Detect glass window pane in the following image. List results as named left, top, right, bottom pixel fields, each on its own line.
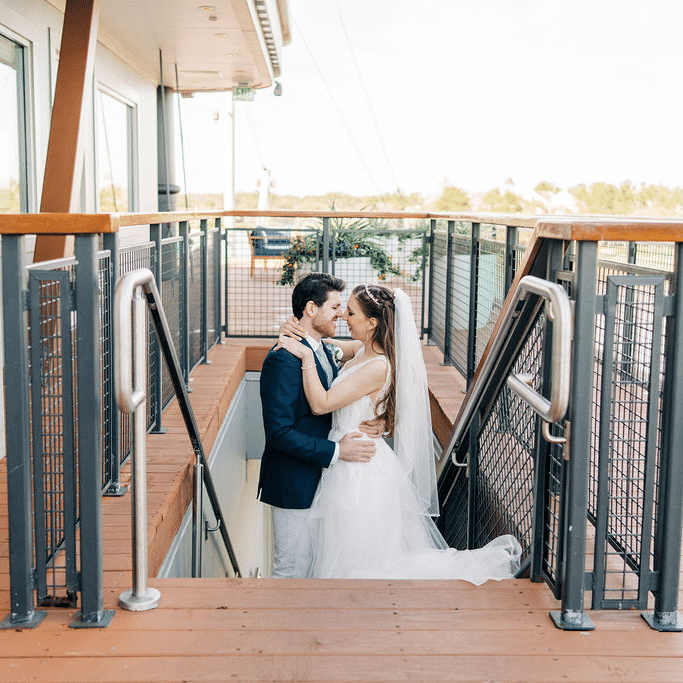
left=97, top=90, right=133, bottom=211
left=0, top=34, right=24, bottom=213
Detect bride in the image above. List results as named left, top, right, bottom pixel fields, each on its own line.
left=278, top=283, right=521, bottom=582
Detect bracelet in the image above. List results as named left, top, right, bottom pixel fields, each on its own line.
left=301, top=362, right=316, bottom=370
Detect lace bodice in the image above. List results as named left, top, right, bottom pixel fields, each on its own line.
left=328, top=355, right=390, bottom=441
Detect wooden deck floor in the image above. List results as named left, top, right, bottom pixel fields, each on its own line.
left=1, top=340, right=682, bottom=682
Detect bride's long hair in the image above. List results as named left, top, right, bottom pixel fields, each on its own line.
left=353, top=283, right=397, bottom=435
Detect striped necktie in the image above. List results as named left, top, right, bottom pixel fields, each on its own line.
left=315, top=343, right=333, bottom=387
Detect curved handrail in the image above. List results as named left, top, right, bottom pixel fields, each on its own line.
left=445, top=275, right=573, bottom=464
left=115, top=268, right=241, bottom=610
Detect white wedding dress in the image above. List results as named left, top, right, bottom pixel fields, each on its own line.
left=293, top=355, right=522, bottom=582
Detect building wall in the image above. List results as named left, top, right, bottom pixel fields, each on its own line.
left=0, top=0, right=160, bottom=217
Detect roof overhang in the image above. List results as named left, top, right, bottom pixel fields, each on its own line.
left=48, top=0, right=289, bottom=93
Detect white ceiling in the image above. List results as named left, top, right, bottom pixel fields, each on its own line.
left=55, top=0, right=289, bottom=93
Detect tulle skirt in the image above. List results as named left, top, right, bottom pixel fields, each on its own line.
left=293, top=439, right=522, bottom=583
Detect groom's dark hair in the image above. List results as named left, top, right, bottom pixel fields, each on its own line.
left=292, top=272, right=345, bottom=319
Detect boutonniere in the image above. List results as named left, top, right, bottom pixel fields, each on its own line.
left=327, top=343, right=343, bottom=368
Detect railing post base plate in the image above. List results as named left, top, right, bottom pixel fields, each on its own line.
left=0, top=610, right=46, bottom=630
left=641, top=611, right=683, bottom=632
left=69, top=609, right=115, bottom=629
left=549, top=610, right=595, bottom=631
left=119, top=587, right=161, bottom=612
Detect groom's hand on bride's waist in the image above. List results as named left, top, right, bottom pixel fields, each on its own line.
left=338, top=432, right=376, bottom=463
left=358, top=418, right=386, bottom=440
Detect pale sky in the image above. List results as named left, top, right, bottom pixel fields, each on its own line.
left=178, top=0, right=683, bottom=200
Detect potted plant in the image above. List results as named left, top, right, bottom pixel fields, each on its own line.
left=277, top=211, right=412, bottom=287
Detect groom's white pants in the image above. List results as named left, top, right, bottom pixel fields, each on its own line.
left=270, top=506, right=311, bottom=578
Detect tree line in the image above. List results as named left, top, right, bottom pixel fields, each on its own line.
left=184, top=180, right=683, bottom=216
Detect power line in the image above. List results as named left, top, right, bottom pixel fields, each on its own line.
left=291, top=12, right=383, bottom=197
left=332, top=0, right=405, bottom=207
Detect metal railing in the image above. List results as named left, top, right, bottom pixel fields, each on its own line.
left=2, top=210, right=683, bottom=634
left=115, top=268, right=240, bottom=611
left=436, top=222, right=683, bottom=632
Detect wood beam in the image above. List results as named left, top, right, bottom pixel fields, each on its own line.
left=34, top=0, right=100, bottom=262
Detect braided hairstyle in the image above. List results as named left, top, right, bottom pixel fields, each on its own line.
left=352, top=283, right=397, bottom=436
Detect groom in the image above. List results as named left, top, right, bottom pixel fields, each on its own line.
left=258, top=272, right=378, bottom=578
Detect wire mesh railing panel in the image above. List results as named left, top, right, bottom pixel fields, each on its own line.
left=592, top=276, right=665, bottom=608
left=98, top=254, right=113, bottom=489
left=599, top=241, right=675, bottom=273
left=474, top=238, right=506, bottom=367
left=437, top=462, right=469, bottom=550
left=27, top=264, right=78, bottom=605
left=474, top=313, right=546, bottom=562
left=429, top=231, right=448, bottom=354
left=447, top=235, right=470, bottom=375
left=208, top=227, right=219, bottom=346
left=118, top=242, right=159, bottom=436
left=188, top=232, right=204, bottom=369
left=225, top=227, right=301, bottom=337
left=117, top=243, right=156, bottom=465
left=161, top=237, right=184, bottom=407
left=332, top=232, right=426, bottom=337
left=226, top=225, right=427, bottom=337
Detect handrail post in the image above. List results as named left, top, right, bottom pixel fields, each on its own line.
left=192, top=460, right=204, bottom=577
left=0, top=235, right=45, bottom=630
left=72, top=234, right=114, bottom=627
left=642, top=242, right=683, bottom=631
left=115, top=274, right=161, bottom=612
left=550, top=240, right=596, bottom=631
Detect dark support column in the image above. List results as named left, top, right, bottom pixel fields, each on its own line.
left=35, top=0, right=100, bottom=261
left=550, top=240, right=596, bottom=631
left=71, top=235, right=114, bottom=628
left=322, top=217, right=330, bottom=273
left=0, top=236, right=45, bottom=629
left=426, top=219, right=436, bottom=340
left=420, top=227, right=429, bottom=336
left=443, top=220, right=455, bottom=364
left=214, top=218, right=223, bottom=344
left=466, top=222, right=481, bottom=385
left=642, top=242, right=683, bottom=632
left=201, top=219, right=210, bottom=362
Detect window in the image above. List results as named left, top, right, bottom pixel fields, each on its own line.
left=97, top=89, right=136, bottom=211
left=0, top=34, right=28, bottom=213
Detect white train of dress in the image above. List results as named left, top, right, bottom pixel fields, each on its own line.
left=293, top=356, right=522, bottom=582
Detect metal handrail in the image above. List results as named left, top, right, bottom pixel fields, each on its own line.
left=446, top=275, right=573, bottom=464
left=115, top=269, right=240, bottom=610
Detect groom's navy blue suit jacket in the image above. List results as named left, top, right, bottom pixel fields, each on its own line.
left=258, top=340, right=339, bottom=509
